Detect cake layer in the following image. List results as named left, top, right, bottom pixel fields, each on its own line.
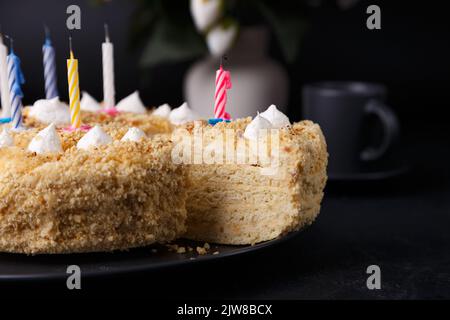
left=82, top=111, right=173, bottom=135
left=178, top=119, right=328, bottom=245
left=22, top=107, right=173, bottom=136
left=0, top=127, right=186, bottom=254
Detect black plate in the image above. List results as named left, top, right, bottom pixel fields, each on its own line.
left=328, top=164, right=409, bottom=181
left=0, top=231, right=300, bottom=281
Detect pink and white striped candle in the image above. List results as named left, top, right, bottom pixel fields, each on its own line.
left=214, top=64, right=232, bottom=120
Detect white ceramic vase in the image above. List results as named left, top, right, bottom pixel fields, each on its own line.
left=183, top=27, right=289, bottom=119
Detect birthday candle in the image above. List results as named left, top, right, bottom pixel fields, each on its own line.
left=214, top=64, right=232, bottom=120
left=67, top=37, right=81, bottom=129
left=102, top=24, right=115, bottom=109
left=0, top=33, right=11, bottom=119
left=42, top=26, right=58, bottom=99
left=7, top=38, right=25, bottom=130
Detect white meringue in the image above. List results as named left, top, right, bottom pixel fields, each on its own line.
left=77, top=125, right=112, bottom=150
left=0, top=128, right=14, bottom=147
left=116, top=91, right=147, bottom=114
left=169, top=102, right=199, bottom=125
left=243, top=113, right=273, bottom=140
left=121, top=127, right=146, bottom=142
left=152, top=103, right=171, bottom=118
left=29, top=97, right=70, bottom=125
left=80, top=91, right=102, bottom=112
left=27, top=123, right=63, bottom=154
left=260, top=104, right=290, bottom=128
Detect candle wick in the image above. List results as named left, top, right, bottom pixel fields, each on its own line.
left=5, top=35, right=14, bottom=53
left=104, top=23, right=110, bottom=42
left=221, top=55, right=228, bottom=68
left=44, top=24, right=51, bottom=45
left=69, top=35, right=74, bottom=58
left=44, top=24, right=50, bottom=39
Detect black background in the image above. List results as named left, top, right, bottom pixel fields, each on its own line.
left=0, top=0, right=449, bottom=136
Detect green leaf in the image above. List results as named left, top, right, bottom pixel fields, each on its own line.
left=128, top=8, right=157, bottom=50
left=139, top=18, right=207, bottom=67
left=258, top=2, right=307, bottom=63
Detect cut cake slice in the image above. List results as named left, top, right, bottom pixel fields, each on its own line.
left=173, top=118, right=328, bottom=245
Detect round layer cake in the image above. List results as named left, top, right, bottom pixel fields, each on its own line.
left=4, top=101, right=328, bottom=251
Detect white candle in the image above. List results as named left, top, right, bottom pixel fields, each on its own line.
left=102, top=24, right=115, bottom=109
left=0, top=34, right=11, bottom=118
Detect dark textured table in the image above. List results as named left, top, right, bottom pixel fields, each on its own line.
left=3, top=132, right=450, bottom=299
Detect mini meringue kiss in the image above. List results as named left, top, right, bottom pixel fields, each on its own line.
left=116, top=91, right=147, bottom=114
left=29, top=97, right=70, bottom=125
left=77, top=125, right=112, bottom=150
left=260, top=104, right=290, bottom=128
left=243, top=113, right=273, bottom=140
left=121, top=127, right=146, bottom=142
left=27, top=123, right=63, bottom=154
left=169, top=102, right=198, bottom=125
left=80, top=91, right=102, bottom=112
left=152, top=103, right=171, bottom=118
left=0, top=128, right=14, bottom=147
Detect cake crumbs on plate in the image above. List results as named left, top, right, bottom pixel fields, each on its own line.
left=165, top=243, right=188, bottom=254
left=196, top=246, right=207, bottom=255
left=166, top=242, right=213, bottom=255
left=166, top=244, right=180, bottom=252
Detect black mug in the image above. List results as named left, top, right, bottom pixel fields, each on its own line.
left=302, top=82, right=399, bottom=177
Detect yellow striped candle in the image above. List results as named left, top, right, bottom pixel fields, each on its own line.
left=67, top=39, right=81, bottom=129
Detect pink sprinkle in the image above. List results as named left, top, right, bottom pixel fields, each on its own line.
left=99, top=107, right=119, bottom=117
left=62, top=124, right=92, bottom=132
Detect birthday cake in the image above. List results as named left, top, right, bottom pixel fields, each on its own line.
left=0, top=27, right=327, bottom=254
left=0, top=103, right=327, bottom=253
left=0, top=124, right=187, bottom=254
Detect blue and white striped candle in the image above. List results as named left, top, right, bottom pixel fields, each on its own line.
left=7, top=40, right=25, bottom=130
left=42, top=27, right=58, bottom=99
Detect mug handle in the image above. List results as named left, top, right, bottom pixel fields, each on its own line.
left=360, top=100, right=399, bottom=161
